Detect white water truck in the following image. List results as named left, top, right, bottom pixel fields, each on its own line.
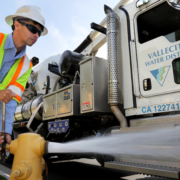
left=8, top=0, right=180, bottom=178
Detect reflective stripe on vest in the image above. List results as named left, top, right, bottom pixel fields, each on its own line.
left=7, top=56, right=25, bottom=87
left=0, top=33, right=7, bottom=69
left=7, top=85, right=23, bottom=99
left=0, top=33, right=5, bottom=47
left=17, top=55, right=31, bottom=79
left=0, top=32, right=32, bottom=103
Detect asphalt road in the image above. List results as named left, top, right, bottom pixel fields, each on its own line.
left=0, top=158, right=174, bottom=180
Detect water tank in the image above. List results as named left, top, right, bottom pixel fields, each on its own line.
left=59, top=50, right=86, bottom=78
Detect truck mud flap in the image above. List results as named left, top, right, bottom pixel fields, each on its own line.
left=105, top=161, right=180, bottom=179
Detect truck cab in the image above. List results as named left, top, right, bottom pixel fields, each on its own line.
left=116, top=0, right=180, bottom=117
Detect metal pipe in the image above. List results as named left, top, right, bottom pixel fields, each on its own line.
left=73, top=34, right=92, bottom=53
left=111, top=106, right=127, bottom=127
left=90, top=0, right=133, bottom=41
left=105, top=5, right=127, bottom=128
left=2, top=103, right=5, bottom=133
left=0, top=103, right=6, bottom=162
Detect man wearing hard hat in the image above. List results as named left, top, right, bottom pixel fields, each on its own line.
left=0, top=6, right=48, bottom=149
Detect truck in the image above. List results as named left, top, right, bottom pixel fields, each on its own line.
left=7, top=0, right=180, bottom=179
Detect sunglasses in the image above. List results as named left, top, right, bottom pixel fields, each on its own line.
left=18, top=21, right=42, bottom=36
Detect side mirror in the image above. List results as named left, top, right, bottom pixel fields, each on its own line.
left=136, top=0, right=149, bottom=8
left=30, top=57, right=39, bottom=67
left=167, top=0, right=180, bottom=10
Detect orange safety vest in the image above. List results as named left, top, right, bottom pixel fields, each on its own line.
left=0, top=33, right=32, bottom=103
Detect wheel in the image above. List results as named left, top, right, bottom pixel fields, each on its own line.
left=5, top=129, right=20, bottom=164
left=95, top=126, right=120, bottom=167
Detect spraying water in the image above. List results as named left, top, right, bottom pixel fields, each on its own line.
left=48, top=128, right=180, bottom=162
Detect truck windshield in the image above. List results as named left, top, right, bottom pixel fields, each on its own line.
left=137, top=2, right=180, bottom=44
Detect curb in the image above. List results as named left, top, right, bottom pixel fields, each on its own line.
left=0, top=170, right=10, bottom=180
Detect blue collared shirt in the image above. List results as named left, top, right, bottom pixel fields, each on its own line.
left=0, top=33, right=26, bottom=134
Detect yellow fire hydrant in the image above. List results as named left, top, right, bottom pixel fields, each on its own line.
left=6, top=133, right=48, bottom=180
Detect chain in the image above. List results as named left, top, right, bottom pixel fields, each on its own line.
left=45, top=162, right=48, bottom=180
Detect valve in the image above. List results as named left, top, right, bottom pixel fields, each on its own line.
left=6, top=133, right=48, bottom=180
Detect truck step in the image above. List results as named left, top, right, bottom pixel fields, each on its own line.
left=104, top=161, right=180, bottom=179
left=130, top=114, right=180, bottom=127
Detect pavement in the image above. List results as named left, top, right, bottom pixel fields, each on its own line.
left=0, top=158, right=169, bottom=180
left=0, top=170, right=9, bottom=180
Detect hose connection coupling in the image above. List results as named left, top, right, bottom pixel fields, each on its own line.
left=11, top=161, right=32, bottom=179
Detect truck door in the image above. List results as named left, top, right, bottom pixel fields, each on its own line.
left=135, top=1, right=180, bottom=97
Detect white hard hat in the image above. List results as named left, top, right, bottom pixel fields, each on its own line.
left=5, top=5, right=48, bottom=36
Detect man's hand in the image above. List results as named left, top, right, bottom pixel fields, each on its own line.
left=0, top=133, right=11, bottom=151
left=0, top=89, right=16, bottom=104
